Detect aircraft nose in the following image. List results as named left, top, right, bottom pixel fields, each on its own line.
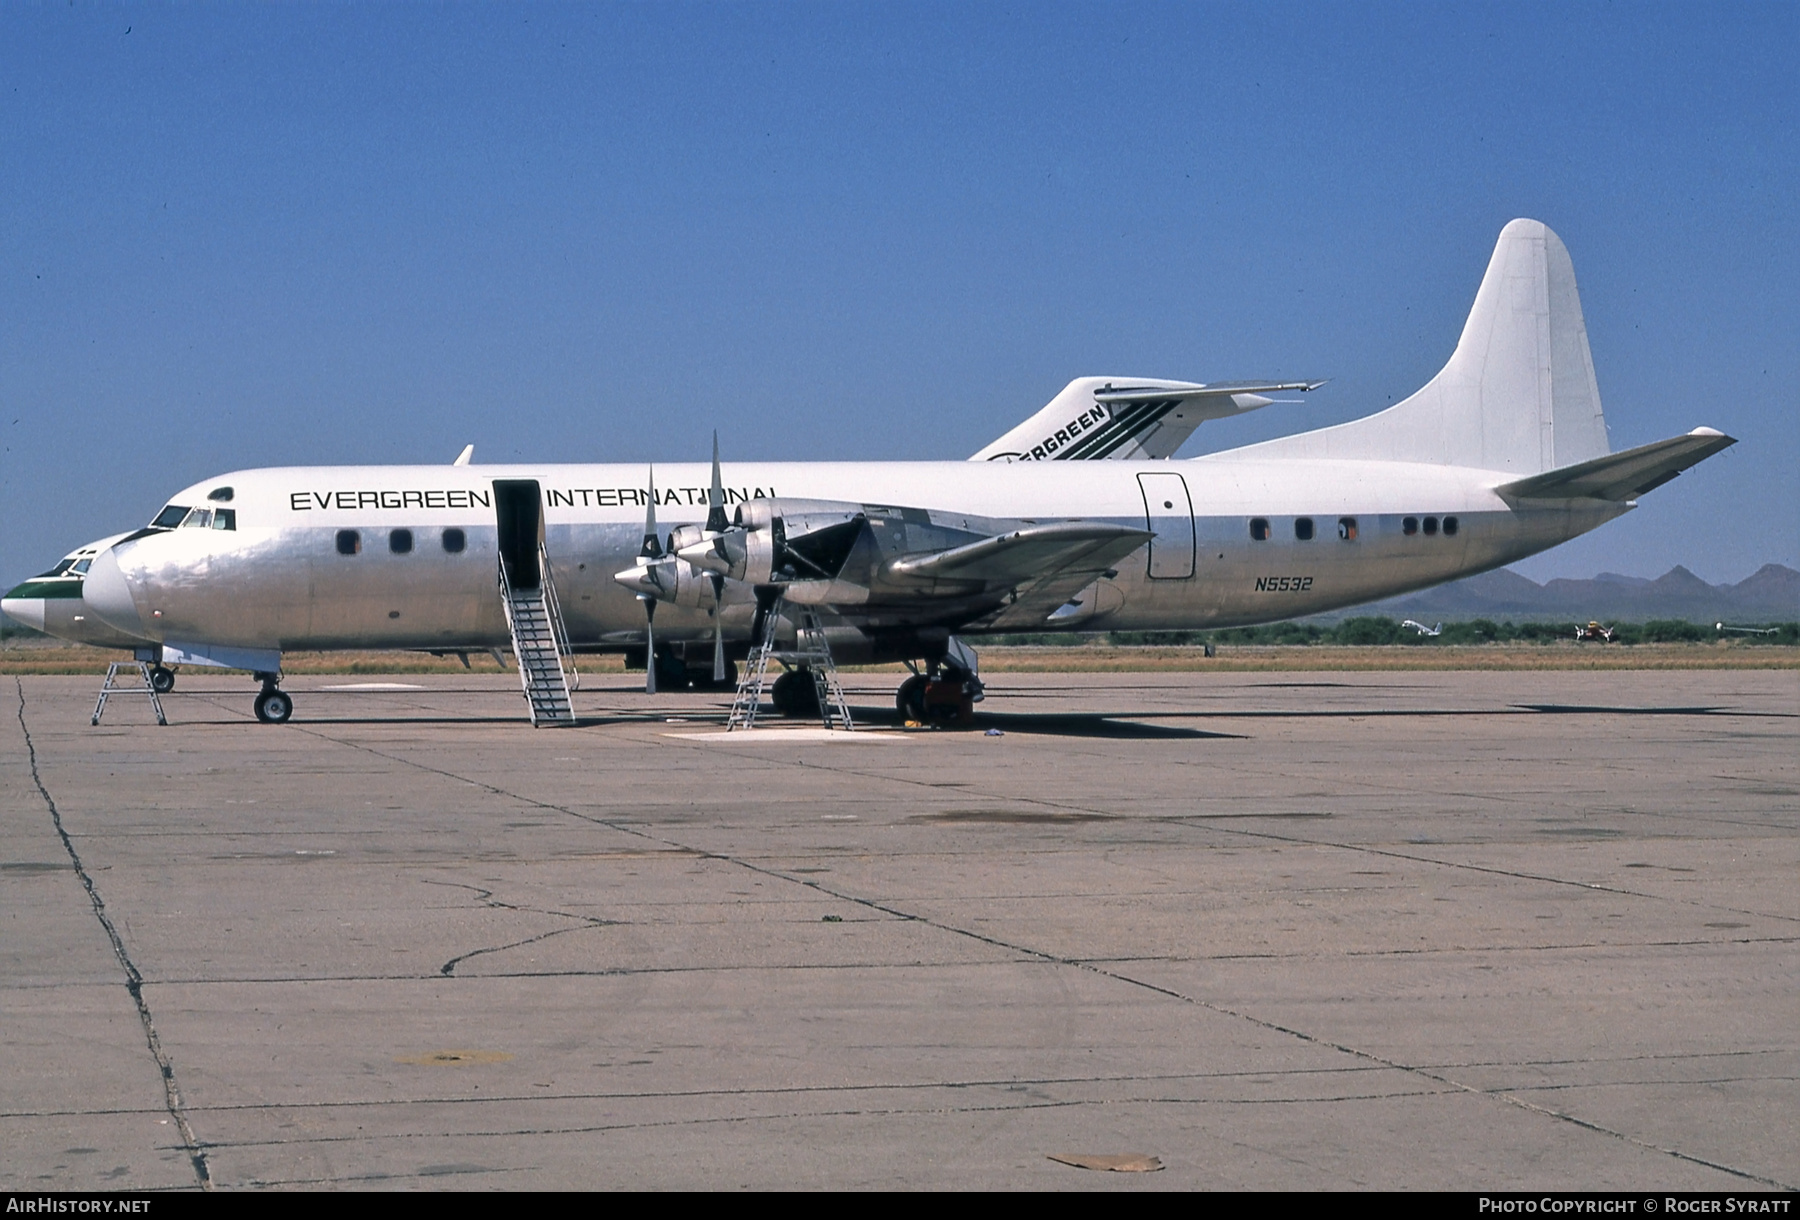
left=1, top=592, right=47, bottom=633
left=84, top=548, right=150, bottom=638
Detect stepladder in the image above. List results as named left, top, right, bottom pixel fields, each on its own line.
left=92, top=661, right=168, bottom=726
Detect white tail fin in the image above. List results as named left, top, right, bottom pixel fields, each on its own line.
left=1223, top=219, right=1609, bottom=474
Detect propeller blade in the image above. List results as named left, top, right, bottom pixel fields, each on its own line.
left=705, top=431, right=729, bottom=534
left=642, top=595, right=657, bottom=695
left=641, top=464, right=661, bottom=694
left=710, top=573, right=727, bottom=682
left=641, top=465, right=661, bottom=558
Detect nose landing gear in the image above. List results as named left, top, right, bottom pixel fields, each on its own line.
left=148, top=665, right=176, bottom=694
left=252, top=671, right=292, bottom=724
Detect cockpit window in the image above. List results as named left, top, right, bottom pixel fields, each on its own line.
left=35, top=558, right=77, bottom=577
left=152, top=505, right=190, bottom=528
left=211, top=508, right=237, bottom=531
left=207, top=487, right=234, bottom=502
left=72, top=558, right=92, bottom=574
left=180, top=507, right=213, bottom=528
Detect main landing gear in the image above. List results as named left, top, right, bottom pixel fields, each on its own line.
left=252, top=671, right=292, bottom=724
left=770, top=668, right=821, bottom=718
left=896, top=660, right=983, bottom=727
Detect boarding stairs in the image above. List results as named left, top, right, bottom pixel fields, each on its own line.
left=727, top=598, right=853, bottom=732
left=499, top=546, right=577, bottom=727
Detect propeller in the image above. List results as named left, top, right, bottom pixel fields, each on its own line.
left=613, top=440, right=739, bottom=691
left=614, top=466, right=664, bottom=694
left=704, top=433, right=728, bottom=682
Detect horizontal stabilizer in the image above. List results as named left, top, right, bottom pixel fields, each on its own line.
left=1496, top=429, right=1735, bottom=501
left=1092, top=380, right=1324, bottom=406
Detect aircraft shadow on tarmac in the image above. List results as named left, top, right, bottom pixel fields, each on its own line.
left=936, top=711, right=1240, bottom=740
left=109, top=690, right=1782, bottom=734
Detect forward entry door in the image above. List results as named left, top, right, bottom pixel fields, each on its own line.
left=1137, top=472, right=1195, bottom=579
left=493, top=479, right=543, bottom=590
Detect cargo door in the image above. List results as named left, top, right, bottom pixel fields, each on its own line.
left=1137, top=471, right=1195, bottom=579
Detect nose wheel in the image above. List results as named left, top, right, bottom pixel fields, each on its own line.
left=252, top=673, right=293, bottom=724
left=149, top=665, right=176, bottom=694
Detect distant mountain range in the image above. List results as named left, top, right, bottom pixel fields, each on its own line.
left=1307, top=564, right=1800, bottom=624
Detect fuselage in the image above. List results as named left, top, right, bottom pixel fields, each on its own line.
left=42, top=456, right=1625, bottom=663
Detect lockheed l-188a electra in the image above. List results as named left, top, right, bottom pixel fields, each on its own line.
left=3, top=220, right=1734, bottom=726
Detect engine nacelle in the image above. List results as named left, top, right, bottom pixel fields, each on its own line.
left=684, top=499, right=868, bottom=586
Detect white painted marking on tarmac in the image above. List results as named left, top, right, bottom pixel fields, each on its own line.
left=319, top=683, right=427, bottom=691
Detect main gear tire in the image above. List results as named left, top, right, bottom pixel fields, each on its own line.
left=771, top=669, right=821, bottom=718
left=896, top=675, right=927, bottom=721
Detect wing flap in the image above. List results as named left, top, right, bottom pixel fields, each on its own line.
left=1496, top=429, right=1736, bottom=501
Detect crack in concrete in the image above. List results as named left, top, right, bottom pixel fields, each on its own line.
left=14, top=678, right=213, bottom=1191
left=419, top=879, right=616, bottom=976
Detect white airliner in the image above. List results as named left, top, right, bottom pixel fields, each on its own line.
left=3, top=220, right=1734, bottom=725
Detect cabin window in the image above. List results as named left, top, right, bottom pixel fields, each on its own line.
left=152, top=505, right=190, bottom=529
left=207, top=487, right=234, bottom=502
left=180, top=508, right=213, bottom=529
left=336, top=529, right=361, bottom=555
left=1338, top=517, right=1357, bottom=541
left=1294, top=517, right=1314, bottom=541
left=442, top=527, right=466, bottom=554
left=1423, top=516, right=1439, bottom=536
left=1402, top=516, right=1418, bottom=536
left=389, top=528, right=413, bottom=554
left=210, top=509, right=236, bottom=531
left=1443, top=516, right=1459, bottom=536
left=1250, top=518, right=1271, bottom=541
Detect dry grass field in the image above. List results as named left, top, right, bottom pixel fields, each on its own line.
left=2, top=638, right=1794, bottom=676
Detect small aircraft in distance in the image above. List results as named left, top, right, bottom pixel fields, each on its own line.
left=1400, top=620, right=1443, bottom=637
left=1575, top=621, right=1616, bottom=643
left=4, top=220, right=1738, bottom=725
left=1715, top=623, right=1778, bottom=636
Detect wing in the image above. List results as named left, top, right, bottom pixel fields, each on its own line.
left=885, top=521, right=1150, bottom=630
left=1496, top=429, right=1736, bottom=501
left=671, top=497, right=1150, bottom=632
left=971, top=376, right=1325, bottom=463
left=886, top=521, right=1150, bottom=591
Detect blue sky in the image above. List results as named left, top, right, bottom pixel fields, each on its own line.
left=3, top=2, right=1794, bottom=587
